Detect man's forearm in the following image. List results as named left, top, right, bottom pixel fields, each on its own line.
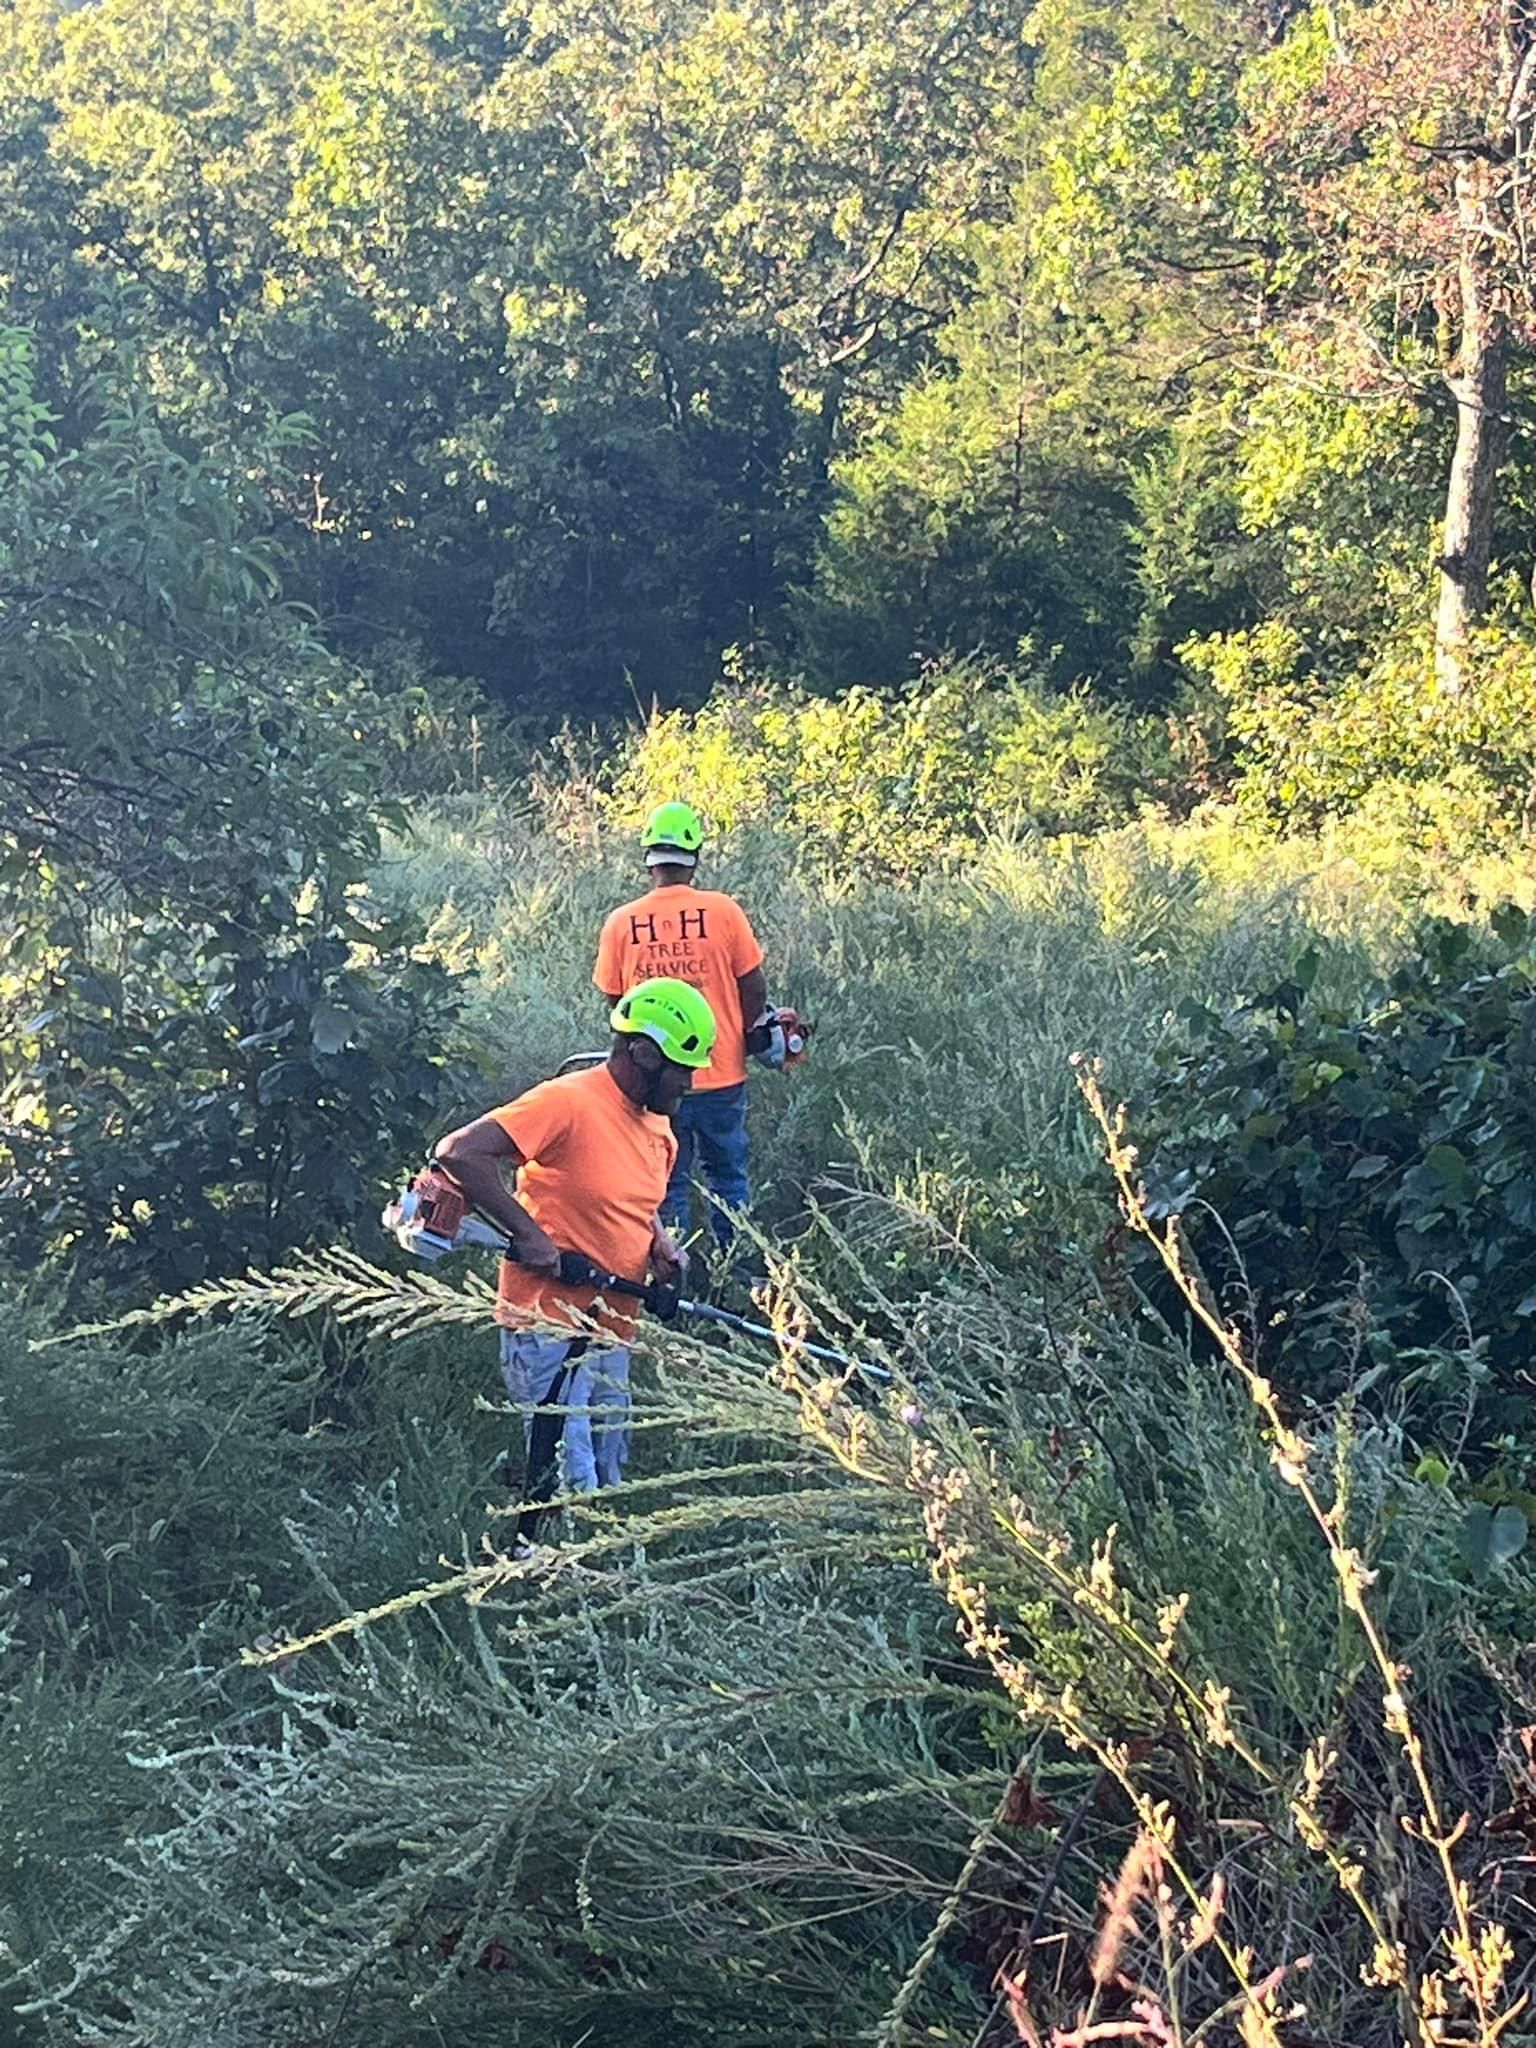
left=736, top=966, right=768, bottom=1042
left=436, top=1141, right=553, bottom=1262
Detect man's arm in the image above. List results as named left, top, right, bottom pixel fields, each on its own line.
left=736, top=965, right=768, bottom=1038
left=435, top=1116, right=560, bottom=1273
left=593, top=912, right=622, bottom=1011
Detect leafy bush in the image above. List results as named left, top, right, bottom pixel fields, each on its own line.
left=1134, top=909, right=1536, bottom=1457
left=791, top=369, right=1141, bottom=691
left=0, top=327, right=473, bottom=1297
left=0, top=892, right=464, bottom=1291
left=605, top=662, right=1178, bottom=875
left=1185, top=619, right=1536, bottom=840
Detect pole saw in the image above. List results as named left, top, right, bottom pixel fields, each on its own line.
left=381, top=1165, right=891, bottom=1385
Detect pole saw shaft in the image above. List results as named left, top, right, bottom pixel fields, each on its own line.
left=382, top=1174, right=890, bottom=1384
left=674, top=1298, right=890, bottom=1380
left=553, top=1255, right=890, bottom=1386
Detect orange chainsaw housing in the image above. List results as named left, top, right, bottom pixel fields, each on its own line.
left=411, top=1164, right=469, bottom=1237
left=775, top=1006, right=811, bottom=1067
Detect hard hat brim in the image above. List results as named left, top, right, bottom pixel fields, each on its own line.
left=615, top=1019, right=713, bottom=1068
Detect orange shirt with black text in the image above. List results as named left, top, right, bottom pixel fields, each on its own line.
left=594, top=885, right=764, bottom=1091
left=489, top=1065, right=676, bottom=1339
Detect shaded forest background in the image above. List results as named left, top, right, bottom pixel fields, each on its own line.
left=5, top=0, right=1535, bottom=738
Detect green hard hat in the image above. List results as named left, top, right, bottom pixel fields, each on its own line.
left=642, top=800, right=704, bottom=860
left=611, top=977, right=716, bottom=1069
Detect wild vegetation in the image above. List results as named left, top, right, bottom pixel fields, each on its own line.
left=6, top=0, right=1536, bottom=2043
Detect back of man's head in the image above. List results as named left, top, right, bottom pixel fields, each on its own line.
left=641, top=800, right=704, bottom=884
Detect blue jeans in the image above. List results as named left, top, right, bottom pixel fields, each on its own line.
left=500, top=1330, right=631, bottom=1491
left=665, top=1081, right=749, bottom=1244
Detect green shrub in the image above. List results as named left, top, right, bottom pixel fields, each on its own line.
left=605, top=662, right=1178, bottom=875
left=0, top=1305, right=329, bottom=1658
left=1134, top=908, right=1536, bottom=1456
left=0, top=894, right=465, bottom=1293
left=1185, top=618, right=1536, bottom=840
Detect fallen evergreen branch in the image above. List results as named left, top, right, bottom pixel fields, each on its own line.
left=36, top=1245, right=503, bottom=1348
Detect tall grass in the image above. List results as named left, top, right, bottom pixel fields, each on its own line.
left=20, top=1186, right=1528, bottom=2047
left=375, top=792, right=1536, bottom=1261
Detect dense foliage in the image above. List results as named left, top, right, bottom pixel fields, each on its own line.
left=0, top=0, right=1530, bottom=771
left=601, top=664, right=1184, bottom=874
left=0, top=326, right=468, bottom=1295
left=1137, top=912, right=1536, bottom=1456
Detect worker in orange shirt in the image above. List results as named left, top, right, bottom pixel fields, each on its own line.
left=435, top=978, right=716, bottom=1551
left=594, top=803, right=768, bottom=1248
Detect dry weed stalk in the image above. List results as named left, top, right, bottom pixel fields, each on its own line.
left=902, top=1429, right=1305, bottom=2048
left=758, top=1263, right=1318, bottom=2045
left=999, top=1830, right=1306, bottom=2048
left=1074, top=1055, right=1527, bottom=2048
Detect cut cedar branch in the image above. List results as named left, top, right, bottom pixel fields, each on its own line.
left=36, top=1246, right=505, bottom=1347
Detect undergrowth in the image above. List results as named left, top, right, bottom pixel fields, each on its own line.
left=5, top=801, right=1536, bottom=2044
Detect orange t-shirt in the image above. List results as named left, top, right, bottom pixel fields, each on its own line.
left=593, top=885, right=764, bottom=1091
left=489, top=1065, right=676, bottom=1339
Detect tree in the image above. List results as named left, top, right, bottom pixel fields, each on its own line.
left=1248, top=1, right=1536, bottom=691
left=0, top=0, right=1040, bottom=716
left=791, top=350, right=1145, bottom=690
left=469, top=0, right=1039, bottom=697
left=788, top=0, right=1288, bottom=694
left=485, top=0, right=1031, bottom=400
left=0, top=327, right=462, bottom=1292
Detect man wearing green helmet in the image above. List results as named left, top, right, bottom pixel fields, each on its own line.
left=595, top=801, right=769, bottom=1248
left=435, top=976, right=717, bottom=1546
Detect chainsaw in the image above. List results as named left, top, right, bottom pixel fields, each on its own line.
left=748, top=1004, right=811, bottom=1072
left=380, top=1163, right=888, bottom=1382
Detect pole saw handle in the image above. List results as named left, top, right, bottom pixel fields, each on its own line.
left=550, top=1246, right=647, bottom=1295
left=546, top=1247, right=680, bottom=1319
left=388, top=1178, right=681, bottom=1318
left=518, top=1246, right=875, bottom=1362
left=552, top=1247, right=619, bottom=1291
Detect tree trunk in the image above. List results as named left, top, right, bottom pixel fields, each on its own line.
left=1434, top=169, right=1508, bottom=695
